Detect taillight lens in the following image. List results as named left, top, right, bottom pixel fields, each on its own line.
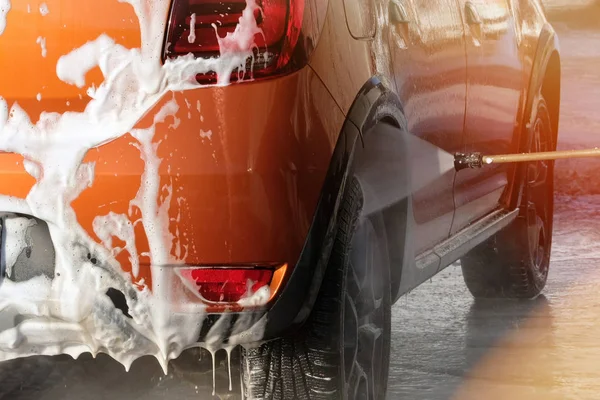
left=163, top=0, right=305, bottom=83
left=177, top=267, right=273, bottom=303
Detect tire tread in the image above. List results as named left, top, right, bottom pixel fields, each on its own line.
left=242, top=178, right=363, bottom=400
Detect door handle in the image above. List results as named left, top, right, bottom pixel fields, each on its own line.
left=389, top=1, right=409, bottom=24
left=465, top=1, right=482, bottom=25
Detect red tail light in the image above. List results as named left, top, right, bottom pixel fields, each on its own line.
left=175, top=264, right=287, bottom=305
left=163, top=0, right=305, bottom=83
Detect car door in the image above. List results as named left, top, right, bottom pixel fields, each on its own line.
left=388, top=0, right=467, bottom=255
left=451, top=0, right=524, bottom=234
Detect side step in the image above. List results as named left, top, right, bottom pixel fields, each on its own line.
left=434, top=208, right=519, bottom=269
left=416, top=208, right=519, bottom=273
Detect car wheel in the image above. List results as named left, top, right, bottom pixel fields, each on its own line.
left=241, top=177, right=392, bottom=399
left=460, top=95, right=554, bottom=299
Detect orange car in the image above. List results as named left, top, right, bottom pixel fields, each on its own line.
left=0, top=0, right=559, bottom=398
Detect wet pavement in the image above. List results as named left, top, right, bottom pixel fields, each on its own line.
left=389, top=196, right=600, bottom=400
left=2, top=13, right=600, bottom=400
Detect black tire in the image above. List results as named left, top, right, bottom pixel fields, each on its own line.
left=241, top=178, right=392, bottom=399
left=460, top=96, right=555, bottom=299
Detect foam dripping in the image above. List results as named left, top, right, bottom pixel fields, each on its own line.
left=188, top=13, right=196, bottom=44
left=0, top=0, right=268, bottom=394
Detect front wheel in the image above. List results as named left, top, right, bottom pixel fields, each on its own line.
left=241, top=178, right=392, bottom=399
left=461, top=96, right=554, bottom=299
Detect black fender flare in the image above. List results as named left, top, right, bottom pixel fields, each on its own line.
left=510, top=22, right=560, bottom=209
left=263, top=77, right=410, bottom=339
left=524, top=23, right=560, bottom=141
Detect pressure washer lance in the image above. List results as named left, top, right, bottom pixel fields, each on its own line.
left=454, top=148, right=600, bottom=171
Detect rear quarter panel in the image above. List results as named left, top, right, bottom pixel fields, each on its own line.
left=0, top=0, right=346, bottom=286
left=308, top=0, right=396, bottom=117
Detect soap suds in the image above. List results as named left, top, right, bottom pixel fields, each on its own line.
left=0, top=0, right=10, bottom=36
left=184, top=98, right=191, bottom=119
left=36, top=93, right=41, bottom=101
left=199, top=129, right=212, bottom=140
left=237, top=285, right=270, bottom=307
left=0, top=0, right=268, bottom=386
left=93, top=212, right=140, bottom=278
left=55, top=34, right=115, bottom=88
left=39, top=2, right=49, bottom=16
left=188, top=13, right=196, bottom=44
left=36, top=36, right=47, bottom=57
left=225, top=346, right=233, bottom=391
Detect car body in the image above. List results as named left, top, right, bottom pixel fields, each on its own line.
left=0, top=0, right=559, bottom=397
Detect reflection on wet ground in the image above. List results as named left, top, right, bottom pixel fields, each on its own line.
left=2, top=10, right=600, bottom=400
left=389, top=196, right=600, bottom=400
left=453, top=197, right=600, bottom=400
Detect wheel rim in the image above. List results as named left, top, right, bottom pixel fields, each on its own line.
left=343, top=217, right=386, bottom=400
left=525, top=110, right=553, bottom=278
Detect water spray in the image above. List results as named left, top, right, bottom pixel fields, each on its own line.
left=454, top=148, right=600, bottom=171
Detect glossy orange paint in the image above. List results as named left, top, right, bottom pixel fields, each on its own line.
left=0, top=0, right=346, bottom=292
left=0, top=0, right=140, bottom=100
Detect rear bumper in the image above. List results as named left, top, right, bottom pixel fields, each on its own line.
left=0, top=66, right=346, bottom=346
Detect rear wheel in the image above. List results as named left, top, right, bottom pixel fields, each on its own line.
left=460, top=96, right=554, bottom=299
left=241, top=178, right=391, bottom=399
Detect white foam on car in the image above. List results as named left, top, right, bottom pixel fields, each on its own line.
left=199, top=129, right=212, bottom=139
left=39, top=2, right=49, bottom=16
left=93, top=212, right=140, bottom=278
left=0, top=0, right=268, bottom=391
left=0, top=0, right=10, bottom=36
left=188, top=13, right=196, bottom=43
left=36, top=36, right=47, bottom=57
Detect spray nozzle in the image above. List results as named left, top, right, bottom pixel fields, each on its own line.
left=454, top=147, right=600, bottom=172
left=454, top=152, right=483, bottom=171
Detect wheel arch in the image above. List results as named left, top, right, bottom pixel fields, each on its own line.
left=541, top=49, right=561, bottom=149
left=509, top=23, right=561, bottom=209
left=262, top=76, right=411, bottom=340
left=525, top=23, right=561, bottom=149
left=350, top=82, right=411, bottom=306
